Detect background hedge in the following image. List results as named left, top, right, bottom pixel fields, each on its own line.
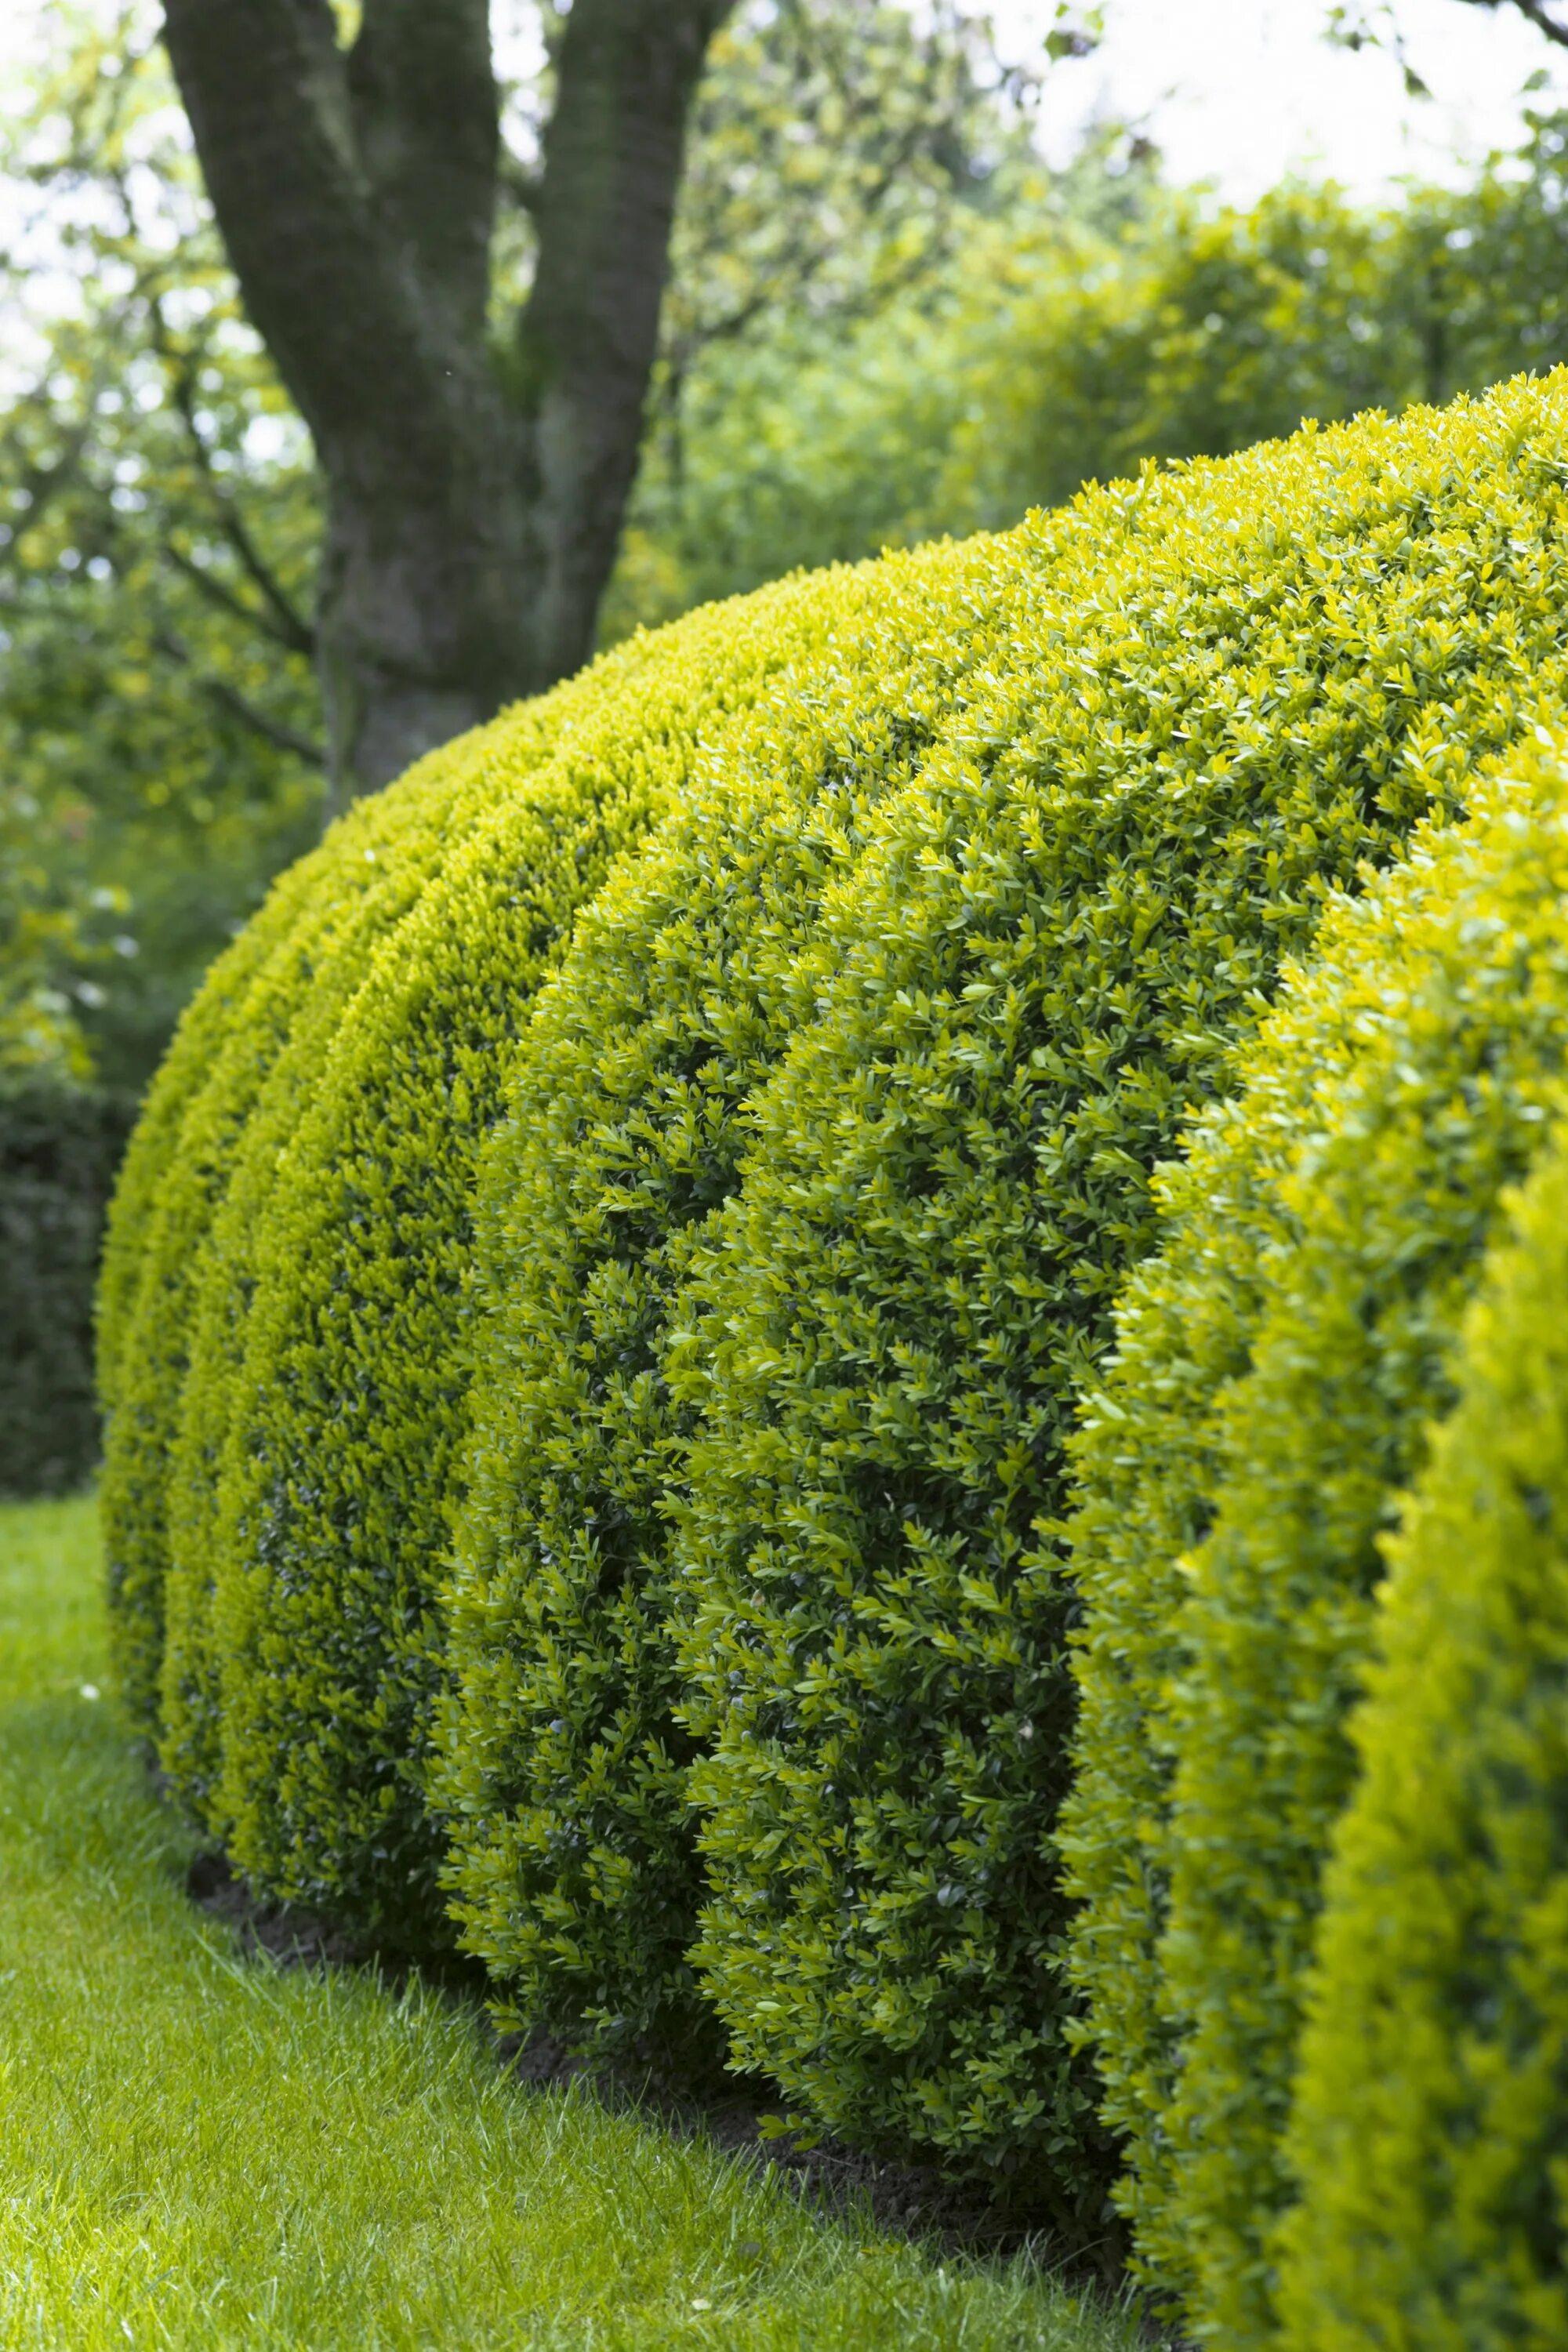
left=1, top=1082, right=133, bottom=1498
left=1277, top=1117, right=1568, bottom=2352
left=1062, top=734, right=1568, bottom=2343
left=436, top=524, right=1031, bottom=2066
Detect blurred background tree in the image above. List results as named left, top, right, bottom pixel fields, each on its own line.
left=6, top=0, right=1568, bottom=1099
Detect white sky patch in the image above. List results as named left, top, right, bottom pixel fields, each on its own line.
left=0, top=1, right=1563, bottom=256
left=1026, top=0, right=1564, bottom=199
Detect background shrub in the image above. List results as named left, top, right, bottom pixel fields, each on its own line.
left=1276, top=1120, right=1568, bottom=2352
left=154, top=571, right=875, bottom=1951
left=663, top=378, right=1568, bottom=2230
left=436, top=526, right=1033, bottom=2060
left=1, top=1082, right=133, bottom=1498
left=1062, top=734, right=1568, bottom=2344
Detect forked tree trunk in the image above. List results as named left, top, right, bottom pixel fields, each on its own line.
left=162, top=0, right=731, bottom=808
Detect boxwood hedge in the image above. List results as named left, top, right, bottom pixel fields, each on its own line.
left=1062, top=734, right=1568, bottom=2341
left=436, top=525, right=1030, bottom=2056
left=97, top=369, right=1568, bottom=2272
left=98, top=728, right=506, bottom=1733
left=104, top=608, right=743, bottom=1754
left=664, top=380, right=1568, bottom=2223
left=156, top=568, right=890, bottom=1948
left=1277, top=1120, right=1568, bottom=2352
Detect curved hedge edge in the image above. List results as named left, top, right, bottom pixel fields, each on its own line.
left=98, top=732, right=495, bottom=1730
left=665, top=379, right=1568, bottom=2224
left=1062, top=728, right=1568, bottom=2343
left=163, top=564, right=892, bottom=1947
left=1276, top=1118, right=1568, bottom=2352
left=434, top=528, right=1025, bottom=2049
left=149, top=629, right=679, bottom=1820
left=96, top=851, right=324, bottom=1414
left=107, top=611, right=699, bottom=1742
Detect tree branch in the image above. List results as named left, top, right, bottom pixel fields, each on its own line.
left=154, top=624, right=325, bottom=766
left=199, top=674, right=325, bottom=765
left=347, top=0, right=499, bottom=348
left=162, top=355, right=316, bottom=655
left=162, top=537, right=312, bottom=656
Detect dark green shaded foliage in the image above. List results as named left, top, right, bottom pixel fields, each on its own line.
left=1, top=1083, right=134, bottom=1498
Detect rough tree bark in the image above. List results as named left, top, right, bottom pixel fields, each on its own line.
left=160, top=0, right=733, bottom=805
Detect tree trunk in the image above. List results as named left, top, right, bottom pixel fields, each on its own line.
left=161, top=0, right=731, bottom=808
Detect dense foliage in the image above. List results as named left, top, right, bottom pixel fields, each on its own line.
left=657, top=384, right=1568, bottom=2223
left=162, top=570, right=873, bottom=1952
left=15, top=20, right=1568, bottom=1092
left=0, top=1082, right=134, bottom=1497
left=95, top=354, right=1568, bottom=2325
left=615, top=114, right=1568, bottom=627
left=1062, top=737, right=1568, bottom=2342
left=99, top=718, right=509, bottom=1737
left=1277, top=1116, right=1568, bottom=2352
left=436, top=527, right=1025, bottom=2062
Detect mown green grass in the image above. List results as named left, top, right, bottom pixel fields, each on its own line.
left=0, top=1496, right=1149, bottom=2352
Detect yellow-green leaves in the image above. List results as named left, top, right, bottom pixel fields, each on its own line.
left=437, top=528, right=1022, bottom=2053
left=103, top=370, right=1568, bottom=2295
left=1277, top=1121, right=1568, bottom=2352
left=1063, top=732, right=1568, bottom=2343
left=154, top=568, right=880, bottom=1953
left=666, top=380, right=1568, bottom=2225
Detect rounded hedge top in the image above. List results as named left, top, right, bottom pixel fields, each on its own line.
left=1278, top=1118, right=1568, bottom=2352
left=1062, top=728, right=1568, bottom=2342
left=662, top=377, right=1568, bottom=2225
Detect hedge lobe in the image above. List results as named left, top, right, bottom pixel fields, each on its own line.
left=98, top=723, right=513, bottom=1730
left=666, top=379, right=1568, bottom=2223
left=437, top=529, right=1028, bottom=2053
left=161, top=572, right=878, bottom=1949
left=1277, top=1121, right=1568, bottom=2352
left=1063, top=734, right=1568, bottom=2342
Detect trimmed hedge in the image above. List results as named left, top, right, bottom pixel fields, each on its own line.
left=1277, top=1121, right=1568, bottom=2352
left=436, top=527, right=1029, bottom=2056
left=662, top=383, right=1568, bottom=2222
left=157, top=568, right=885, bottom=1949
left=98, top=718, right=524, bottom=1732
left=103, top=613, right=714, bottom=1743
left=2, top=1083, right=133, bottom=1498
left=1062, top=736, right=1568, bottom=2341
left=97, top=369, right=1568, bottom=2274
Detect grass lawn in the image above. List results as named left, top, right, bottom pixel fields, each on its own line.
left=0, top=1495, right=1150, bottom=2352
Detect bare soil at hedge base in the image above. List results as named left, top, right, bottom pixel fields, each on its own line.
left=176, top=1836, right=1156, bottom=2321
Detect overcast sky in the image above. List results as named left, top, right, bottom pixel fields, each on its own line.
left=1, top=0, right=1564, bottom=203
left=1030, top=0, right=1564, bottom=199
